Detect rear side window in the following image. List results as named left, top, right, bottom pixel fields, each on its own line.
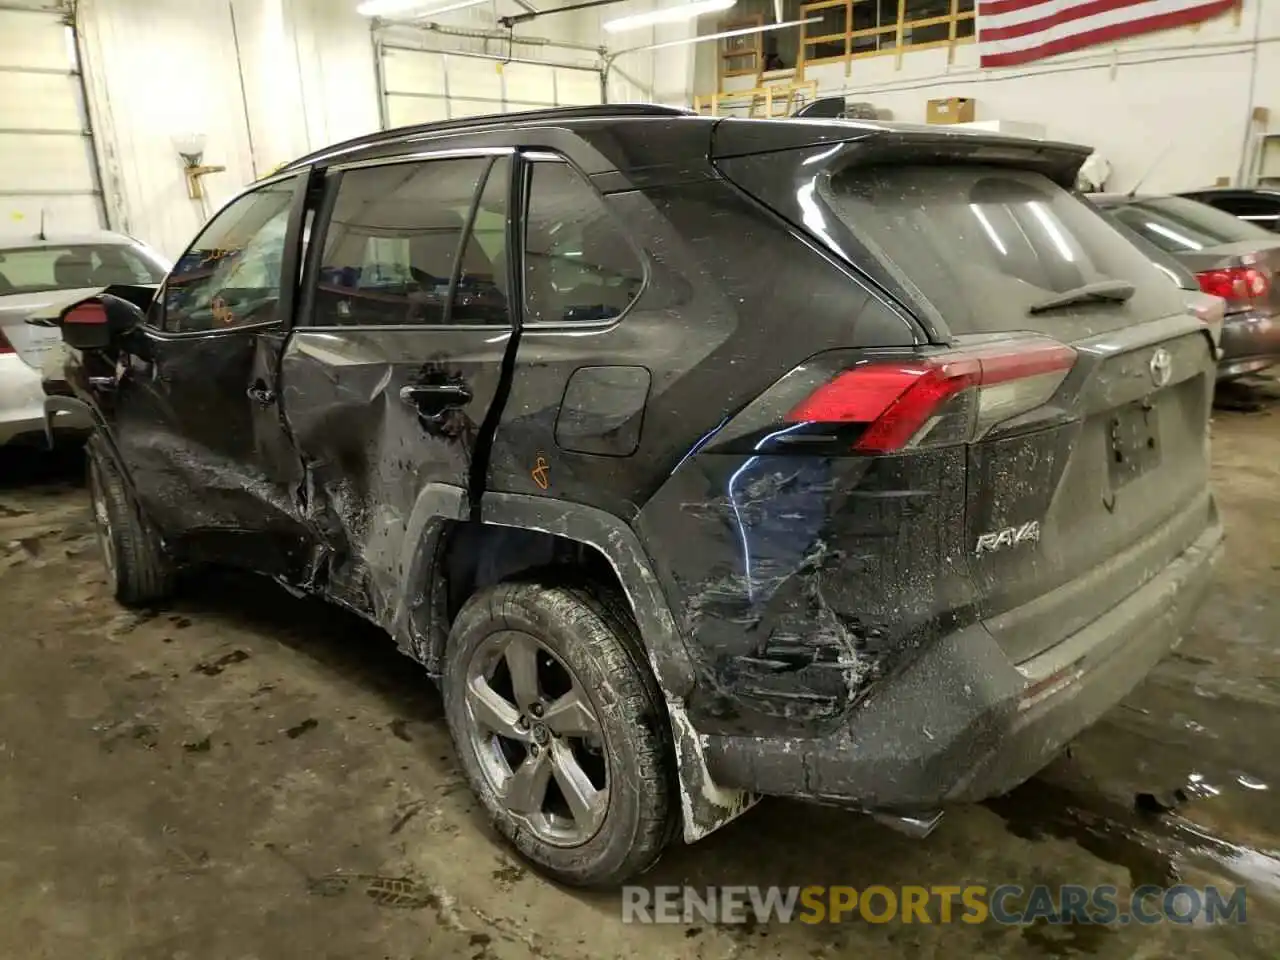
left=314, top=156, right=509, bottom=327
left=523, top=161, right=643, bottom=324
left=1109, top=196, right=1274, bottom=252
left=819, top=165, right=1186, bottom=334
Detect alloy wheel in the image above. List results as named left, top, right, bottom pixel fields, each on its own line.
left=463, top=630, right=609, bottom=847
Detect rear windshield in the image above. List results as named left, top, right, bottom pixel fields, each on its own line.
left=818, top=164, right=1187, bottom=335
left=1096, top=208, right=1198, bottom=290
left=1106, top=196, right=1275, bottom=252
left=0, top=244, right=166, bottom=296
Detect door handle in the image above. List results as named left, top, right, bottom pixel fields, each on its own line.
left=399, top=382, right=472, bottom=417
left=247, top=380, right=277, bottom=405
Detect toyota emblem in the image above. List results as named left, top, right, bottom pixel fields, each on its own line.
left=1149, top=347, right=1173, bottom=388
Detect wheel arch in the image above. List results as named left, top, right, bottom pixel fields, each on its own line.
left=386, top=486, right=759, bottom=844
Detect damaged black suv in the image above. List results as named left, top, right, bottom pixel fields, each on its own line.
left=47, top=105, right=1223, bottom=887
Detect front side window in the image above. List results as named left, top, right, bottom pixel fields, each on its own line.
left=162, top=176, right=300, bottom=333
left=0, top=244, right=166, bottom=295
left=314, top=156, right=509, bottom=327
left=523, top=161, right=643, bottom=325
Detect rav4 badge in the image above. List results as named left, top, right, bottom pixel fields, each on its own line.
left=975, top=521, right=1041, bottom=556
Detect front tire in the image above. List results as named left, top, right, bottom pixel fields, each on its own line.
left=443, top=579, right=675, bottom=887
left=86, top=436, right=175, bottom=607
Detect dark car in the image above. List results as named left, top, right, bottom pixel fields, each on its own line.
left=46, top=106, right=1222, bottom=887
left=1093, top=193, right=1280, bottom=379
left=1179, top=186, right=1280, bottom=232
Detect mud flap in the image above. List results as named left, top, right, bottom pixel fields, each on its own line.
left=42, top=396, right=89, bottom=451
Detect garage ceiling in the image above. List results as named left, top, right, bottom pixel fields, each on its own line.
left=380, top=45, right=603, bottom=128
left=0, top=4, right=105, bottom=238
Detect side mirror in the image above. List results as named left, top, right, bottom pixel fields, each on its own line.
left=58, top=293, right=146, bottom=351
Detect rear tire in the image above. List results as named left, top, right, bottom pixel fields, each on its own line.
left=86, top=435, right=175, bottom=607
left=443, top=579, right=675, bottom=887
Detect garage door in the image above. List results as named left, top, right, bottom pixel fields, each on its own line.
left=0, top=4, right=103, bottom=238
left=381, top=46, right=603, bottom=128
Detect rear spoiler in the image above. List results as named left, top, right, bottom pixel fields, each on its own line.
left=712, top=117, right=1092, bottom=189
left=792, top=96, right=850, bottom=120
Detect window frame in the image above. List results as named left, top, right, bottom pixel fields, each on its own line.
left=298, top=146, right=517, bottom=333
left=799, top=0, right=976, bottom=70
left=147, top=170, right=312, bottom=340
left=517, top=150, right=649, bottom=331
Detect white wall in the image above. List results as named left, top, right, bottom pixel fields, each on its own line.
left=79, top=0, right=382, bottom=259
left=231, top=0, right=381, bottom=174
left=697, top=0, right=1279, bottom=194
left=565, top=0, right=697, bottom=105
left=76, top=0, right=694, bottom=259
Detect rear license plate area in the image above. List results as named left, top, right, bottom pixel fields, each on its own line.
left=1108, top=400, right=1161, bottom=490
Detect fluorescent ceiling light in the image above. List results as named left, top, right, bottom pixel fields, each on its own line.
left=357, top=0, right=486, bottom=16
left=603, top=0, right=736, bottom=34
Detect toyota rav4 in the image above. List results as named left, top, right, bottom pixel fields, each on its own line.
left=44, top=106, right=1223, bottom=887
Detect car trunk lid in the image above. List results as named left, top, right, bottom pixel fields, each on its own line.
left=0, top=288, right=101, bottom=369
left=716, top=143, right=1217, bottom=665
left=968, top=313, right=1215, bottom=663
left=1176, top=239, right=1280, bottom=318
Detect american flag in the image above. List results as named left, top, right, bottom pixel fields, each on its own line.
left=978, top=0, right=1240, bottom=68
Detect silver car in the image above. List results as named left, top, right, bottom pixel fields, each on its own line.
left=0, top=232, right=168, bottom=445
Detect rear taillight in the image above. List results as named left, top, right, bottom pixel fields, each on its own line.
left=63, top=303, right=109, bottom=325
left=785, top=338, right=1076, bottom=453
left=1196, top=266, right=1271, bottom=301
left=0, top=330, right=13, bottom=355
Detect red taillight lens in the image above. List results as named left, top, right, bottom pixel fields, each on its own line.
left=785, top=338, right=1077, bottom=453
left=1196, top=266, right=1271, bottom=301
left=0, top=330, right=13, bottom=354
left=63, top=303, right=109, bottom=325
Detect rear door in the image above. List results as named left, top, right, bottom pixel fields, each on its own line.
left=283, top=150, right=516, bottom=618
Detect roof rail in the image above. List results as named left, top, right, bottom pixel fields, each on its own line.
left=281, top=103, right=696, bottom=172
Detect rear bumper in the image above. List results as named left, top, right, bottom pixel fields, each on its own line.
left=700, top=514, right=1224, bottom=809
left=0, top=354, right=91, bottom=445
left=1218, top=310, right=1280, bottom=379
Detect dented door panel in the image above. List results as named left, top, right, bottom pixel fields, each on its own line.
left=279, top=328, right=511, bottom=621
left=107, top=327, right=314, bottom=575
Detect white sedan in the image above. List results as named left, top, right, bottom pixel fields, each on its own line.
left=0, top=232, right=168, bottom=446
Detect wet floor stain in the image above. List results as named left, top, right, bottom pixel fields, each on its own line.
left=285, top=718, right=318, bottom=739
left=307, top=873, right=441, bottom=909
left=389, top=799, right=430, bottom=836
left=192, top=649, right=250, bottom=676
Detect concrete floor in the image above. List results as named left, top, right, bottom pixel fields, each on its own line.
left=1, top=378, right=1277, bottom=960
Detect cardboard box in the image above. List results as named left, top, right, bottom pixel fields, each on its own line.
left=926, top=97, right=975, bottom=124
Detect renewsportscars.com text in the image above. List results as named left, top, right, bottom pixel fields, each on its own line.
left=621, top=884, right=1248, bottom=926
